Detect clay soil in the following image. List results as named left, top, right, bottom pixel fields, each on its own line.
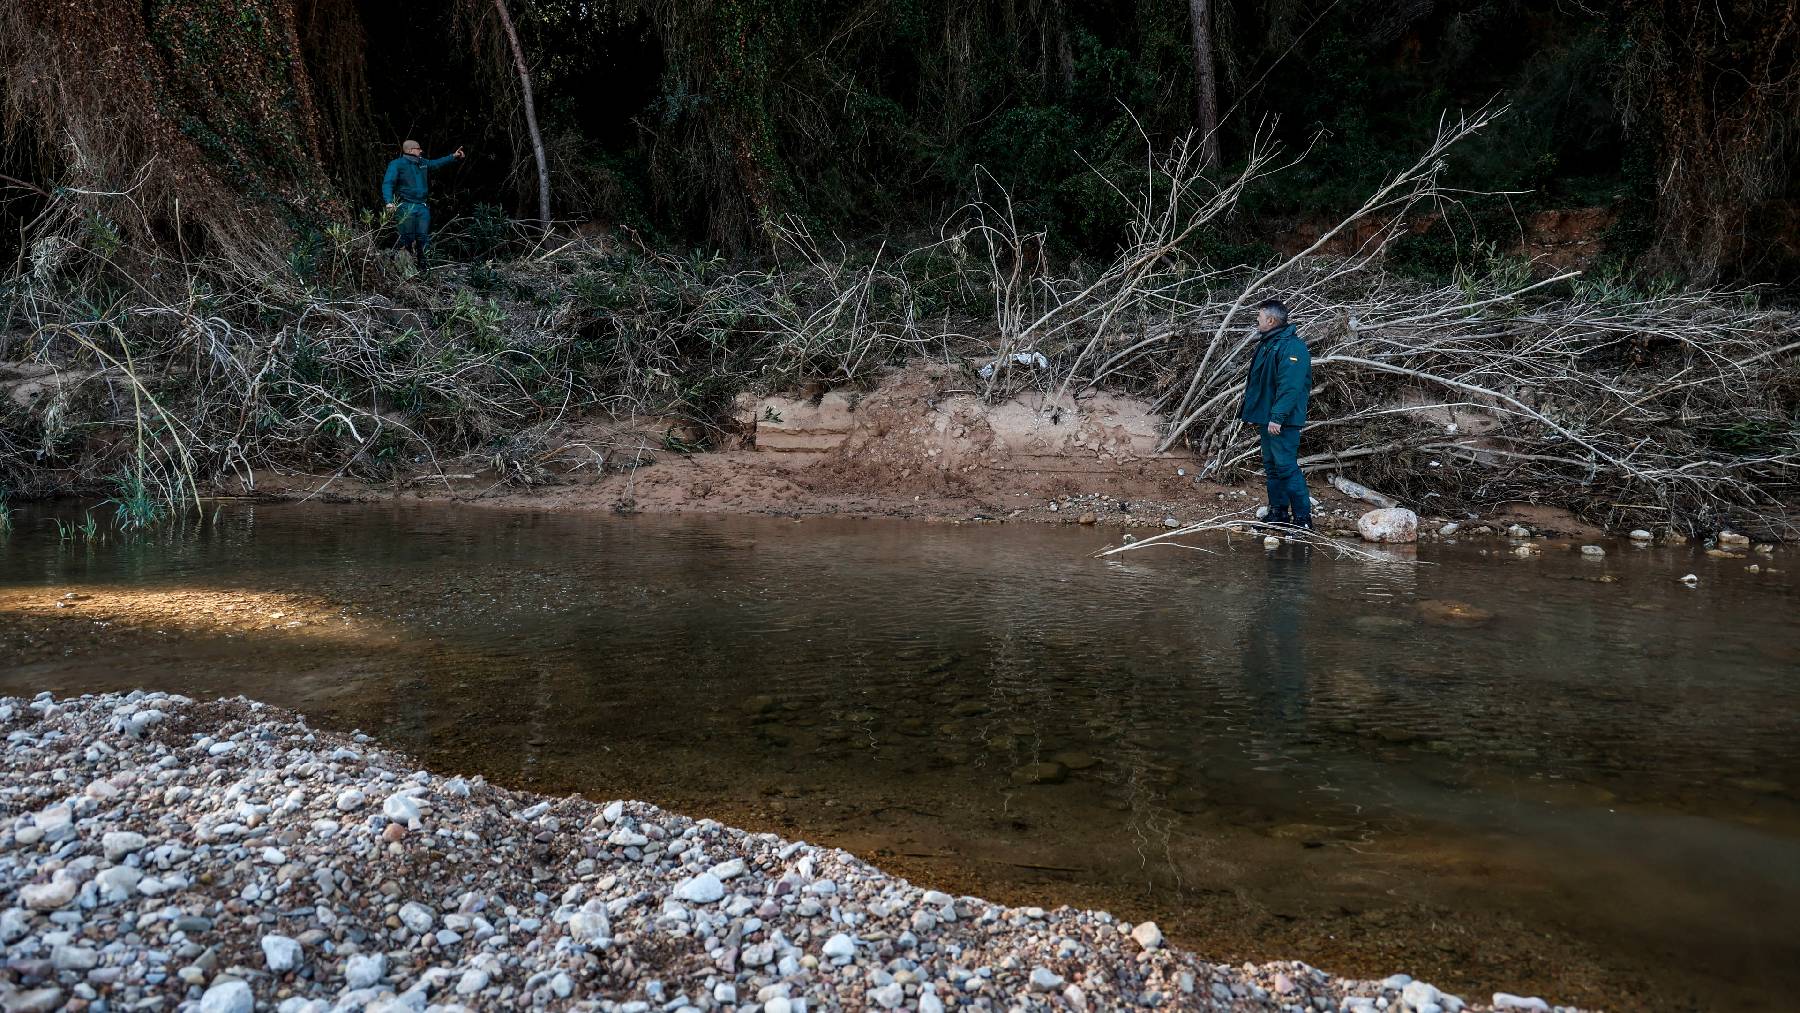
left=246, top=365, right=1603, bottom=539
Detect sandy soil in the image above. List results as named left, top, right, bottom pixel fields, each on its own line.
left=244, top=365, right=1604, bottom=540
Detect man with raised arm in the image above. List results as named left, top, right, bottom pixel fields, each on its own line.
left=1239, top=299, right=1314, bottom=529
left=382, top=139, right=465, bottom=266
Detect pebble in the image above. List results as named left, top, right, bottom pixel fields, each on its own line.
left=1579, top=544, right=1605, bottom=556
left=0, top=690, right=1596, bottom=1013
left=51, top=944, right=100, bottom=970
left=2, top=989, right=65, bottom=1013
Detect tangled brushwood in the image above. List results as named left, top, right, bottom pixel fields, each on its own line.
left=1, top=107, right=1796, bottom=537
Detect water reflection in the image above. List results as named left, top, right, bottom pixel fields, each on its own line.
left=1244, top=544, right=1311, bottom=727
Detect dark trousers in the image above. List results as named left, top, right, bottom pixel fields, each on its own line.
left=1258, top=425, right=1311, bottom=526
left=396, top=202, right=430, bottom=261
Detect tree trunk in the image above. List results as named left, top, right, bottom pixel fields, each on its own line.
left=1189, top=0, right=1221, bottom=168
left=492, top=0, right=550, bottom=227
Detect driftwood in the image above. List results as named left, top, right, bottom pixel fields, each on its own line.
left=1329, top=474, right=1397, bottom=509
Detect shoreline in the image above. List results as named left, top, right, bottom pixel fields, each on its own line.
left=0, top=691, right=1582, bottom=1012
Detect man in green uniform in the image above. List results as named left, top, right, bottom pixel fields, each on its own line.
left=1238, top=299, right=1314, bottom=529
left=382, top=139, right=465, bottom=265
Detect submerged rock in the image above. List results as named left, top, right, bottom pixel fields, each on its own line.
left=1051, top=751, right=1098, bottom=771
left=1416, top=599, right=1494, bottom=626
left=1009, top=762, right=1069, bottom=785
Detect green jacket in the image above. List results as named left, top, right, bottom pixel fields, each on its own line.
left=382, top=154, right=458, bottom=205
left=1238, top=323, right=1312, bottom=427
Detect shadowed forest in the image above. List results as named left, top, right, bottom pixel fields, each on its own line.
left=1, top=1, right=1796, bottom=534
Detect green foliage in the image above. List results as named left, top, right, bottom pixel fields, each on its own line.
left=467, top=203, right=510, bottom=260
left=1705, top=420, right=1786, bottom=456
left=103, top=469, right=166, bottom=532
left=53, top=512, right=101, bottom=544
left=443, top=290, right=509, bottom=351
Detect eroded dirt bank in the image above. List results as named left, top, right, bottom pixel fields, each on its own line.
left=245, top=366, right=1606, bottom=542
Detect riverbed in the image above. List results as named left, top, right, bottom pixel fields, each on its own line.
left=2, top=503, right=1795, bottom=1010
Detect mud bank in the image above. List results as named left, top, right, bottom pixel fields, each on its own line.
left=244, top=367, right=1606, bottom=541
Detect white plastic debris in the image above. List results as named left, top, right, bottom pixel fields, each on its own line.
left=977, top=351, right=1049, bottom=379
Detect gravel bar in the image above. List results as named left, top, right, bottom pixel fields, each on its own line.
left=1, top=692, right=1584, bottom=1013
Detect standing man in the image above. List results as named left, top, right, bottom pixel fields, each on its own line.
left=382, top=139, right=465, bottom=265
left=1239, top=299, right=1313, bottom=528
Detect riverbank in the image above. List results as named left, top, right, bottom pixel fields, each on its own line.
left=241, top=365, right=1613, bottom=543
left=1, top=691, right=1582, bottom=1012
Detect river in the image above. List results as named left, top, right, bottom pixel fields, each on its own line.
left=2, top=503, right=1795, bottom=1010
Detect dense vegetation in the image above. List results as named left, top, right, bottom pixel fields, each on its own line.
left=0, top=1, right=1795, bottom=535
left=4, top=0, right=1797, bottom=283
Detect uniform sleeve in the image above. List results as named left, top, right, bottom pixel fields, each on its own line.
left=1270, top=340, right=1311, bottom=425
left=381, top=160, right=399, bottom=204
left=427, top=154, right=460, bottom=171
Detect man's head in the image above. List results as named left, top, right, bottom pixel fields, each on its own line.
left=1255, top=299, right=1289, bottom=333
left=402, top=140, right=422, bottom=157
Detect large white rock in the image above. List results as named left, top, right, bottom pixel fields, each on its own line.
left=95, top=865, right=144, bottom=899
left=382, top=792, right=424, bottom=829
left=567, top=910, right=610, bottom=947
left=397, top=901, right=435, bottom=934
left=1402, top=980, right=1443, bottom=1010
left=199, top=980, right=254, bottom=1013
left=261, top=933, right=302, bottom=972
left=344, top=952, right=386, bottom=989
left=1130, top=920, right=1164, bottom=950
left=821, top=932, right=856, bottom=961
left=20, top=876, right=77, bottom=911
left=1357, top=507, right=1419, bottom=543
left=456, top=968, right=489, bottom=995
left=1492, top=995, right=1550, bottom=1012
left=0, top=907, right=30, bottom=943
left=672, top=873, right=724, bottom=904
left=101, top=831, right=148, bottom=862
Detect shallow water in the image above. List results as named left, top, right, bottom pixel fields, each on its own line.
left=3, top=504, right=1797, bottom=1010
